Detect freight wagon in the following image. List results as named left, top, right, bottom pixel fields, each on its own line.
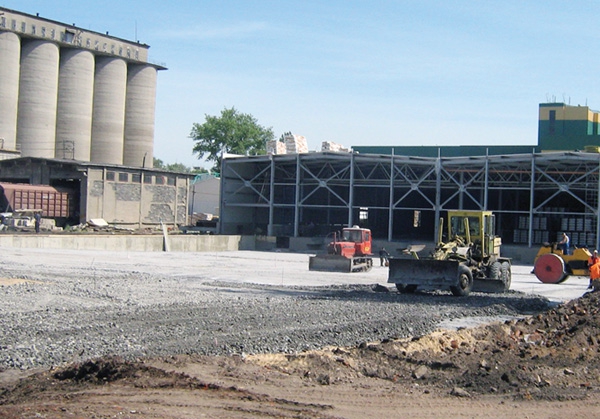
left=0, top=182, right=75, bottom=222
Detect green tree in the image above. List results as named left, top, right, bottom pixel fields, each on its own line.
left=153, top=157, right=210, bottom=174
left=165, top=162, right=191, bottom=173
left=190, top=107, right=274, bottom=170
left=153, top=157, right=165, bottom=169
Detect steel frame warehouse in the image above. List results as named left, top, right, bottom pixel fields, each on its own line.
left=220, top=150, right=600, bottom=249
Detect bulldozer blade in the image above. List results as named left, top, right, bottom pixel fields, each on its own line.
left=472, top=278, right=508, bottom=293
left=309, top=254, right=352, bottom=272
left=387, top=258, right=459, bottom=288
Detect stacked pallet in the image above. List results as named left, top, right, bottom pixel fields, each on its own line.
left=284, top=134, right=308, bottom=154
left=321, top=141, right=349, bottom=152
left=266, top=140, right=286, bottom=155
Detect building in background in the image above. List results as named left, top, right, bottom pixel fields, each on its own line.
left=0, top=7, right=165, bottom=167
left=220, top=102, right=600, bottom=250
left=0, top=7, right=191, bottom=229
left=0, top=157, right=192, bottom=229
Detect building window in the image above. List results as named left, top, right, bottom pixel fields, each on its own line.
left=132, top=173, right=142, bottom=183
left=413, top=210, right=421, bottom=227
left=106, top=171, right=115, bottom=181
left=155, top=176, right=165, bottom=185
left=359, top=207, right=368, bottom=221
left=118, top=173, right=129, bottom=182
left=166, top=177, right=175, bottom=186
left=143, top=174, right=153, bottom=184
left=64, top=30, right=75, bottom=43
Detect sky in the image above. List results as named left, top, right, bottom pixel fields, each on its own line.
left=4, top=1, right=600, bottom=169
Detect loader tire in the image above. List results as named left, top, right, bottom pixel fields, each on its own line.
left=489, top=261, right=502, bottom=280
left=395, top=284, right=417, bottom=293
left=501, top=261, right=511, bottom=291
left=451, top=265, right=473, bottom=296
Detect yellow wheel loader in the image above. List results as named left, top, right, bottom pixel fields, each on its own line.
left=387, top=211, right=511, bottom=296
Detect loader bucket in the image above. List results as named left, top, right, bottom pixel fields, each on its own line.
left=309, top=254, right=352, bottom=272
left=387, top=258, right=460, bottom=288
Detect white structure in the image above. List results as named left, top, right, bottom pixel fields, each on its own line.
left=0, top=7, right=165, bottom=167
left=190, top=174, right=220, bottom=216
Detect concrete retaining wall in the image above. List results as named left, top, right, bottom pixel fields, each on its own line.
left=0, top=234, right=255, bottom=252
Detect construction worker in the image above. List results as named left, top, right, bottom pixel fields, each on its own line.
left=379, top=247, right=390, bottom=267
left=559, top=233, right=570, bottom=255
left=588, top=250, right=600, bottom=289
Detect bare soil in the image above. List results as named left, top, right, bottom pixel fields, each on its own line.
left=2, top=291, right=600, bottom=418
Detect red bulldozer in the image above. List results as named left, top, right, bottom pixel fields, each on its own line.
left=308, top=226, right=374, bottom=272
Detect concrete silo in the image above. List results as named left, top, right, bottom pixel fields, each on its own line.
left=56, top=48, right=95, bottom=161
left=0, top=31, right=21, bottom=151
left=17, top=39, right=60, bottom=158
left=124, top=64, right=157, bottom=168
left=90, top=56, right=127, bottom=165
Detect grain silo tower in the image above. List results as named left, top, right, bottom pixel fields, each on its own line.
left=0, top=7, right=166, bottom=166
left=56, top=48, right=95, bottom=161
left=0, top=31, right=20, bottom=152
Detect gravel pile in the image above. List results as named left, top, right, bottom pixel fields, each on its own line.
left=0, top=261, right=553, bottom=371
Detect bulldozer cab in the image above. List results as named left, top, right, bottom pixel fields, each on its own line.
left=341, top=228, right=364, bottom=243
left=446, top=211, right=500, bottom=258
left=337, top=226, right=372, bottom=257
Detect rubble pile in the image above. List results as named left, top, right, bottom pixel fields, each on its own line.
left=257, top=291, right=600, bottom=401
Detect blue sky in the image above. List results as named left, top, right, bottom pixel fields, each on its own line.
left=4, top=1, right=599, bottom=168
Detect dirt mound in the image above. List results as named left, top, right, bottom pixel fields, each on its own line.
left=0, top=357, right=335, bottom=419
left=249, top=291, right=600, bottom=401
left=2, top=292, right=600, bottom=417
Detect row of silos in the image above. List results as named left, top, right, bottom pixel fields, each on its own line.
left=0, top=32, right=157, bottom=167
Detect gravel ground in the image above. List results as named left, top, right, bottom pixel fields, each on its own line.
left=0, top=248, right=552, bottom=370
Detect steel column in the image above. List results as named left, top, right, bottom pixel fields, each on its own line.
left=348, top=152, right=355, bottom=227
left=268, top=155, right=275, bottom=236
left=528, top=150, right=535, bottom=247
left=294, top=154, right=301, bottom=237
left=388, top=152, right=394, bottom=241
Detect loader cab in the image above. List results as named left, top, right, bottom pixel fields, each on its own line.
left=447, top=211, right=501, bottom=257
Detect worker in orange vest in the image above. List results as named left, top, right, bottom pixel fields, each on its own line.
left=588, top=250, right=600, bottom=289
